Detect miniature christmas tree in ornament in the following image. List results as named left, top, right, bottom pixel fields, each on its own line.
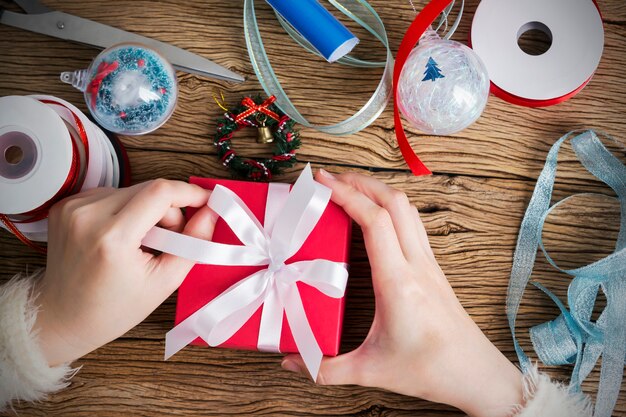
left=397, top=28, right=490, bottom=136
left=60, top=44, right=178, bottom=135
left=422, top=57, right=445, bottom=82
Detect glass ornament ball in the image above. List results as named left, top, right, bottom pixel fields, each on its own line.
left=61, top=44, right=178, bottom=135
left=397, top=37, right=490, bottom=136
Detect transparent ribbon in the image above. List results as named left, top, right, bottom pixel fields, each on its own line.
left=142, top=165, right=349, bottom=380
left=244, top=0, right=392, bottom=135
left=507, top=130, right=626, bottom=417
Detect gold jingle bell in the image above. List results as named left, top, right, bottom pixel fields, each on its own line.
left=256, top=113, right=274, bottom=144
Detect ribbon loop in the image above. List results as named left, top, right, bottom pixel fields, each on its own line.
left=235, top=95, right=280, bottom=124
left=244, top=0, right=393, bottom=136
left=507, top=130, right=626, bottom=417
left=530, top=314, right=578, bottom=366
left=270, top=164, right=332, bottom=263
left=210, top=185, right=269, bottom=252
left=142, top=164, right=348, bottom=380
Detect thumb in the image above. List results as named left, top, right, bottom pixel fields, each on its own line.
left=281, top=349, right=365, bottom=386
left=154, top=205, right=219, bottom=290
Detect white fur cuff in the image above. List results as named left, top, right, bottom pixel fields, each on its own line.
left=0, top=273, right=77, bottom=411
left=515, top=364, right=593, bottom=417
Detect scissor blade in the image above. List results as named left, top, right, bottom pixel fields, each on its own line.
left=0, top=10, right=245, bottom=83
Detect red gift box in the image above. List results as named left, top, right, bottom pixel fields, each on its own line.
left=176, top=177, right=352, bottom=356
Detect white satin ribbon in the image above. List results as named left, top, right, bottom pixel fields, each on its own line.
left=142, top=165, right=349, bottom=380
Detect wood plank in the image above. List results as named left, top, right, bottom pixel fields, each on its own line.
left=6, top=338, right=625, bottom=416
left=0, top=1, right=624, bottom=180
left=2, top=156, right=624, bottom=415
left=1, top=0, right=625, bottom=414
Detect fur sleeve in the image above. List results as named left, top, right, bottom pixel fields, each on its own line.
left=0, top=272, right=77, bottom=411
left=514, top=364, right=593, bottom=417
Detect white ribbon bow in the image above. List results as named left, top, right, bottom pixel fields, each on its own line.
left=142, top=165, right=349, bottom=380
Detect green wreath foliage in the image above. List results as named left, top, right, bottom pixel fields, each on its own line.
left=214, top=96, right=301, bottom=181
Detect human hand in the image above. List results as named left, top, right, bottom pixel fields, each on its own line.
left=34, top=180, right=217, bottom=366
left=281, top=171, right=523, bottom=417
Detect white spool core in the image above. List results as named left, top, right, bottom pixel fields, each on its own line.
left=517, top=22, right=553, bottom=56
left=0, top=131, right=37, bottom=179
left=5, top=145, right=24, bottom=164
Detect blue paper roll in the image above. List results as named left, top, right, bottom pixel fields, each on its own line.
left=266, top=0, right=359, bottom=63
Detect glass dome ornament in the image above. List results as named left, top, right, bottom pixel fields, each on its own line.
left=397, top=29, right=490, bottom=136
left=61, top=43, right=178, bottom=135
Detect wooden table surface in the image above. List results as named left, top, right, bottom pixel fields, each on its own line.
left=1, top=0, right=625, bottom=415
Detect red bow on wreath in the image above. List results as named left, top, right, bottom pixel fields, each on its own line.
left=87, top=61, right=119, bottom=108
left=235, top=96, right=280, bottom=124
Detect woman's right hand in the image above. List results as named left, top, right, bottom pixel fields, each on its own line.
left=35, top=180, right=216, bottom=367
left=281, top=170, right=523, bottom=417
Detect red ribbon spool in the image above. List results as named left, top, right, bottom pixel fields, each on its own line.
left=468, top=0, right=603, bottom=108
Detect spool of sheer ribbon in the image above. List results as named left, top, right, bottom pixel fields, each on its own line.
left=244, top=0, right=392, bottom=135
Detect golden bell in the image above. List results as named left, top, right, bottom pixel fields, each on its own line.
left=256, top=125, right=274, bottom=144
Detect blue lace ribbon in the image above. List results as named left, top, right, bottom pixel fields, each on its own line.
left=507, top=130, right=626, bottom=417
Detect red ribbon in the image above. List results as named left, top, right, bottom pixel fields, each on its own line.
left=87, top=61, right=119, bottom=108
left=0, top=214, right=47, bottom=254
left=235, top=96, right=280, bottom=125
left=394, top=0, right=456, bottom=176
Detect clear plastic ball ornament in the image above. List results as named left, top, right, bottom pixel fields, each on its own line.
left=398, top=30, right=490, bottom=136
left=61, top=43, right=178, bottom=135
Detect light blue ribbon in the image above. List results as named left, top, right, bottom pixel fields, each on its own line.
left=507, top=130, right=626, bottom=417
left=243, top=0, right=393, bottom=135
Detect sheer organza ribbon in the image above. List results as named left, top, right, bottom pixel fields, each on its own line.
left=507, top=130, right=626, bottom=417
left=243, top=0, right=392, bottom=135
left=141, top=165, right=348, bottom=380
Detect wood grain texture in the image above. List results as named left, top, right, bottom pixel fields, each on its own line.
left=0, top=1, right=625, bottom=179
left=1, top=0, right=625, bottom=415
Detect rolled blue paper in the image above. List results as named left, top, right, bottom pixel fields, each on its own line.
left=266, top=0, right=359, bottom=62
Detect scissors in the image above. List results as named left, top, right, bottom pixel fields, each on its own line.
left=0, top=0, right=245, bottom=83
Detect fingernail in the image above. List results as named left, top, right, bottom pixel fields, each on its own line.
left=281, top=359, right=302, bottom=374
left=319, top=169, right=336, bottom=180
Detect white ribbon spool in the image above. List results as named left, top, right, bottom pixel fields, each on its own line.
left=471, top=0, right=604, bottom=103
left=0, top=96, right=72, bottom=215
left=0, top=95, right=121, bottom=242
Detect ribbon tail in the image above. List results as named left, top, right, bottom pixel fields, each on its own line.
left=290, top=260, right=348, bottom=298
left=282, top=284, right=323, bottom=381
left=165, top=315, right=203, bottom=360
left=258, top=282, right=284, bottom=352
left=142, top=225, right=268, bottom=266
left=165, top=270, right=270, bottom=359
left=594, top=277, right=626, bottom=417
left=270, top=164, right=332, bottom=261
left=393, top=100, right=432, bottom=176
left=265, top=183, right=291, bottom=235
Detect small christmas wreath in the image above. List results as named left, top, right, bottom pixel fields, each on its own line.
left=214, top=95, right=300, bottom=181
